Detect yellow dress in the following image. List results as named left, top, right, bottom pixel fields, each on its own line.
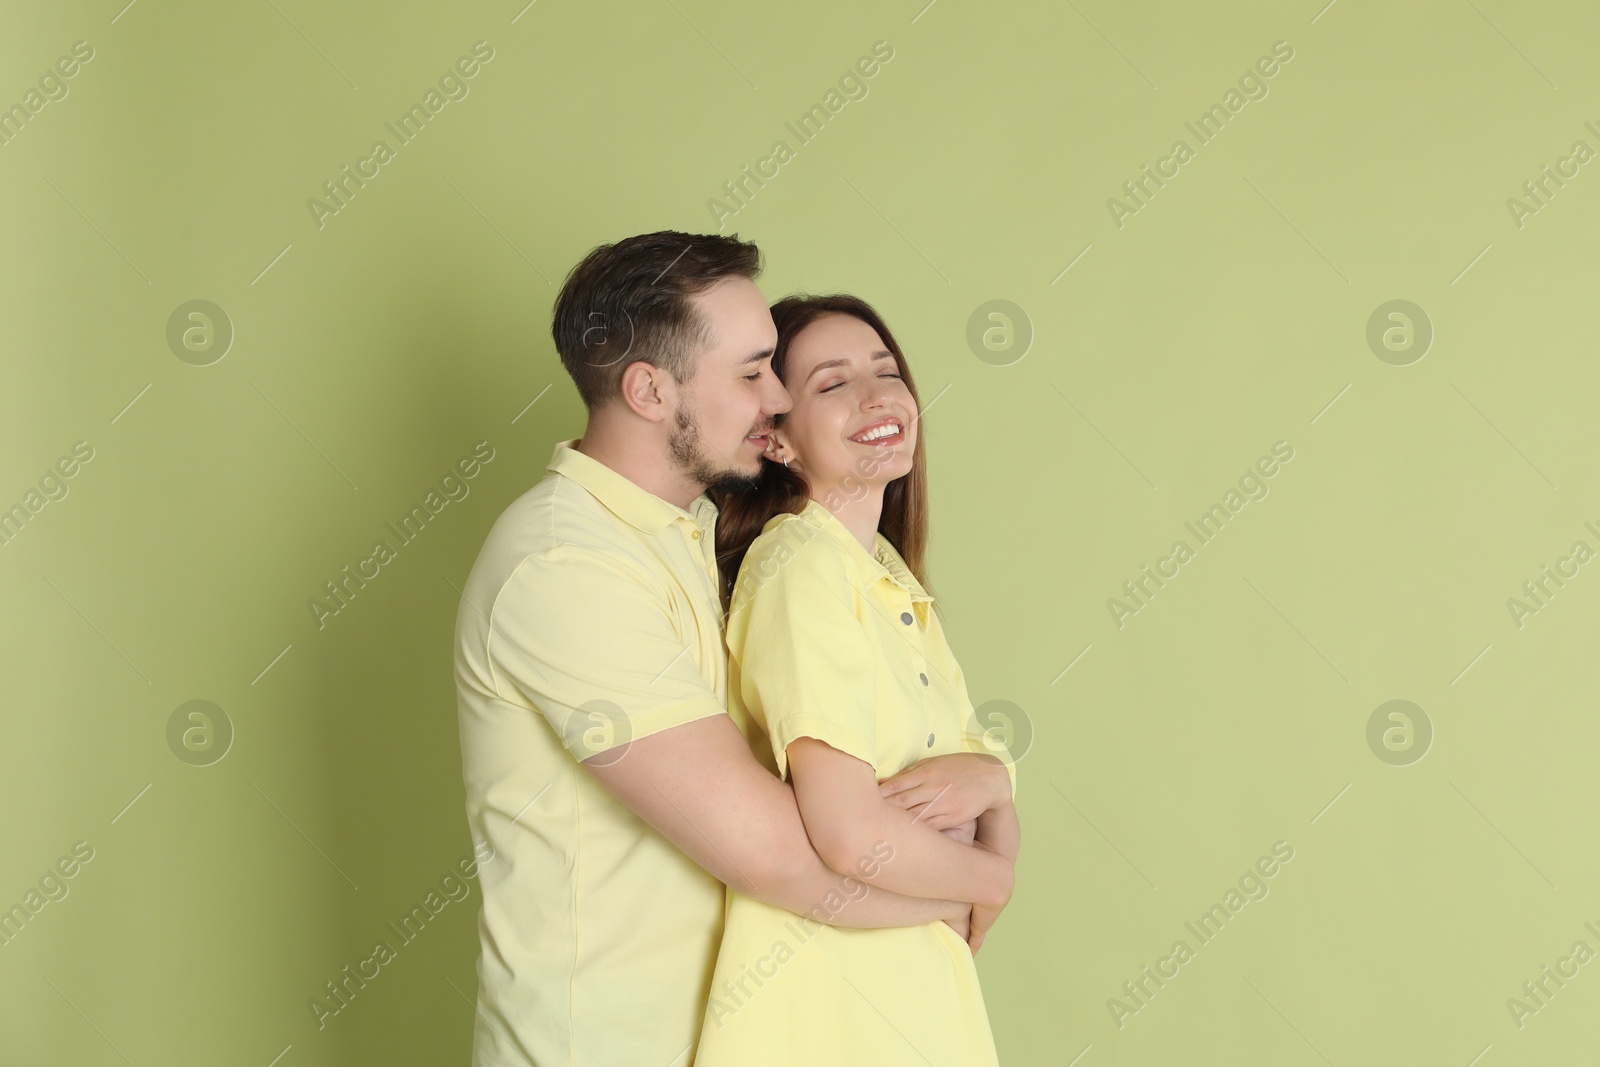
left=694, top=499, right=1014, bottom=1067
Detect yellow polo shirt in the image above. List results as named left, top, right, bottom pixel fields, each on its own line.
left=455, top=438, right=728, bottom=1067
left=695, top=498, right=1014, bottom=1067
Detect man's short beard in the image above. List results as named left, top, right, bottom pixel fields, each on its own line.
left=668, top=403, right=762, bottom=494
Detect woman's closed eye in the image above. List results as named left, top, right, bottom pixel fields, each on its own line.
left=821, top=372, right=902, bottom=393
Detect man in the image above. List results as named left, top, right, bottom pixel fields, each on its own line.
left=454, top=231, right=1009, bottom=1066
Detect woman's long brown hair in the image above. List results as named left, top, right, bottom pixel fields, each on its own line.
left=708, top=293, right=932, bottom=613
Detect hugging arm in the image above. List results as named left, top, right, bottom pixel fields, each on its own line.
left=491, top=546, right=966, bottom=931
left=583, top=714, right=971, bottom=929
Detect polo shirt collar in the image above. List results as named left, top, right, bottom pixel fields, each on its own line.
left=795, top=497, right=934, bottom=604
left=547, top=438, right=716, bottom=534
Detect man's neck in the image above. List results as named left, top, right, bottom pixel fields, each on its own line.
left=574, top=418, right=702, bottom=511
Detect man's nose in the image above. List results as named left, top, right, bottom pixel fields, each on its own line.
left=764, top=375, right=793, bottom=415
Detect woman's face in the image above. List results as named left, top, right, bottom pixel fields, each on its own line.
left=765, top=313, right=918, bottom=493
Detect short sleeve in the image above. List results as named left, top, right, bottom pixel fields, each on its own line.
left=485, top=545, right=725, bottom=759
left=730, top=528, right=878, bottom=780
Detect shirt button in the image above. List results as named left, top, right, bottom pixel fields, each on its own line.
left=918, top=672, right=928, bottom=686
left=926, top=732, right=935, bottom=747
left=691, top=529, right=701, bottom=540
left=900, top=611, right=914, bottom=625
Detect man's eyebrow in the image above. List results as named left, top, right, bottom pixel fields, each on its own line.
left=802, top=350, right=893, bottom=383
left=739, top=348, right=775, bottom=365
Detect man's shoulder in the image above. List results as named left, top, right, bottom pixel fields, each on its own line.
left=460, top=471, right=661, bottom=625
left=455, top=470, right=668, bottom=690
left=477, top=469, right=647, bottom=570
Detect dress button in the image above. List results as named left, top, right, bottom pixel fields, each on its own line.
left=918, top=672, right=928, bottom=686
left=926, top=732, right=935, bottom=747
left=900, top=611, right=914, bottom=625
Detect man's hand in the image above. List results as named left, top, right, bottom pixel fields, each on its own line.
left=879, top=752, right=1010, bottom=830
left=965, top=838, right=1015, bottom=954
left=967, top=801, right=1021, bottom=953
left=969, top=901, right=1002, bottom=954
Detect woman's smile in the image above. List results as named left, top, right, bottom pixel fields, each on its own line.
left=847, top=416, right=905, bottom=447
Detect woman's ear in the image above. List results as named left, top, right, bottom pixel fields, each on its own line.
left=763, top=431, right=790, bottom=465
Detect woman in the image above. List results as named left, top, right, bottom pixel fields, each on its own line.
left=695, top=294, right=1022, bottom=1066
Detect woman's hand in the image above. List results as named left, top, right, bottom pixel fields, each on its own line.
left=878, top=752, right=1011, bottom=830
left=939, top=817, right=978, bottom=846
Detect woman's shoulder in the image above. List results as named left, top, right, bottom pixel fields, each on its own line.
left=732, top=503, right=857, bottom=604
left=756, top=501, right=837, bottom=552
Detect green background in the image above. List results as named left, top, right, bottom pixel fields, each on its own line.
left=4, top=0, right=1598, bottom=1063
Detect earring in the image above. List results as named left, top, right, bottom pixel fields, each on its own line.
left=781, top=455, right=790, bottom=468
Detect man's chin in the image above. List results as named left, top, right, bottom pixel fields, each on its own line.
left=705, top=466, right=765, bottom=494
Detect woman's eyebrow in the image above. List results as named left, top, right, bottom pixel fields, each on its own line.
left=802, top=358, right=850, bottom=383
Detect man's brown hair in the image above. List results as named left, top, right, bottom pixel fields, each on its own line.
left=550, top=231, right=762, bottom=409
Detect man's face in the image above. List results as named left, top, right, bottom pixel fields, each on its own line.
left=668, top=276, right=790, bottom=493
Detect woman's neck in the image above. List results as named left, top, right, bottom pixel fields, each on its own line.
left=815, top=487, right=886, bottom=555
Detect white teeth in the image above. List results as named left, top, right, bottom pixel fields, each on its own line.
left=854, top=422, right=901, bottom=443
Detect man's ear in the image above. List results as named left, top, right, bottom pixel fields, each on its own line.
left=617, top=361, right=673, bottom=422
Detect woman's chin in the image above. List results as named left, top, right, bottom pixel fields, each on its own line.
left=818, top=463, right=915, bottom=494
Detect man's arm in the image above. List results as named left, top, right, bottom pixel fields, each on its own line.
left=583, top=712, right=971, bottom=929
left=484, top=544, right=964, bottom=929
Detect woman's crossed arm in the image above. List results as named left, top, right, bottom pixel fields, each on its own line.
left=786, top=737, right=1014, bottom=912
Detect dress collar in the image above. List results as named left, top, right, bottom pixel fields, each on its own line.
left=776, top=497, right=934, bottom=603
